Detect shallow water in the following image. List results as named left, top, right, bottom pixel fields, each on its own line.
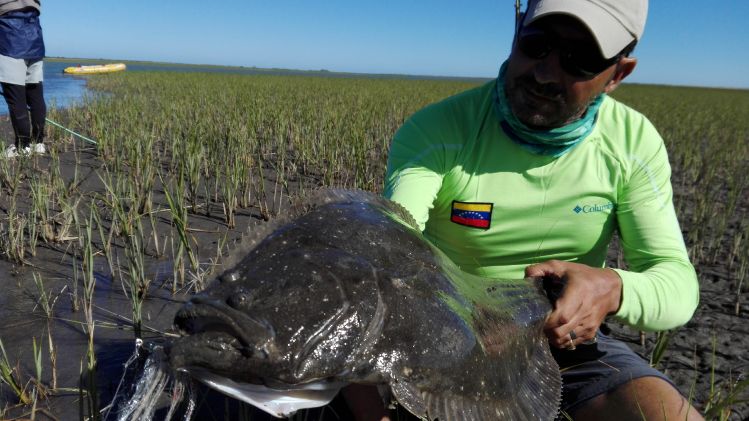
left=0, top=59, right=277, bottom=116
left=0, top=61, right=90, bottom=114
left=0, top=252, right=188, bottom=420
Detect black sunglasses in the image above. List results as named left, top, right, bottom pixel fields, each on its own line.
left=515, top=28, right=626, bottom=78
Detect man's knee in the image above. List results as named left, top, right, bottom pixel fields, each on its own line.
left=571, top=376, right=704, bottom=421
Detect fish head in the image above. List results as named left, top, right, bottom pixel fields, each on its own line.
left=169, top=243, right=380, bottom=388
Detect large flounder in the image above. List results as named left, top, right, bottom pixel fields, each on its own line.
left=169, top=189, right=561, bottom=420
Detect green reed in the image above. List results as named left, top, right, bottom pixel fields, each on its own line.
left=79, top=208, right=100, bottom=419
left=83, top=72, right=475, bottom=194
left=97, top=162, right=154, bottom=333
left=125, top=133, right=157, bottom=214
left=32, top=272, right=59, bottom=390
left=91, top=200, right=115, bottom=278
left=29, top=173, right=53, bottom=243
left=1, top=202, right=28, bottom=264
left=0, top=337, right=31, bottom=405
left=649, top=330, right=671, bottom=369
left=175, top=126, right=206, bottom=212
left=161, top=168, right=200, bottom=290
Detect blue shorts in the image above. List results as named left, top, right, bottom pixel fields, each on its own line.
left=552, top=331, right=676, bottom=416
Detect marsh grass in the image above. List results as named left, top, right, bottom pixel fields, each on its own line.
left=649, top=330, right=671, bottom=369
left=0, top=337, right=31, bottom=405
left=1, top=203, right=28, bottom=264
left=736, top=259, right=746, bottom=317
left=162, top=169, right=200, bottom=290
left=1, top=71, right=747, bottom=419
left=79, top=208, right=100, bottom=419
left=32, top=272, right=59, bottom=389
left=0, top=335, right=72, bottom=417
left=29, top=173, right=53, bottom=243
left=92, top=200, right=116, bottom=278
left=704, top=378, right=749, bottom=421
left=701, top=336, right=749, bottom=420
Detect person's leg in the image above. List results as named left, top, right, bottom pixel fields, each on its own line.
left=571, top=376, right=703, bottom=421
left=555, top=332, right=704, bottom=421
left=25, top=82, right=46, bottom=144
left=1, top=82, right=31, bottom=148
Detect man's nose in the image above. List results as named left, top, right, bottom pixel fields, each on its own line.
left=533, top=49, right=564, bottom=85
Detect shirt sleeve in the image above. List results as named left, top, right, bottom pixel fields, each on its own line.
left=383, top=111, right=450, bottom=231
left=611, top=119, right=699, bottom=331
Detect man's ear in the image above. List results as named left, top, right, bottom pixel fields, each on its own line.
left=604, top=57, right=637, bottom=94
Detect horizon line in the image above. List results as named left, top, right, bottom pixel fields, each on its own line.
left=46, top=56, right=749, bottom=92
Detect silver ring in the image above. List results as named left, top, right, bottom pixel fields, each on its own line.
left=582, top=336, right=598, bottom=345
left=569, top=330, right=577, bottom=341
left=566, top=339, right=576, bottom=351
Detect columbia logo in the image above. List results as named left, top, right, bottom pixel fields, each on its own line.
left=573, top=202, right=615, bottom=214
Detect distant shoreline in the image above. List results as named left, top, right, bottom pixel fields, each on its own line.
left=45, top=57, right=493, bottom=83
left=44, top=57, right=749, bottom=92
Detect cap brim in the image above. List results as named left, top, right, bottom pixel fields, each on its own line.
left=524, top=0, right=635, bottom=58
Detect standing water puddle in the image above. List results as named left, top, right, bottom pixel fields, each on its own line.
left=0, top=254, right=189, bottom=420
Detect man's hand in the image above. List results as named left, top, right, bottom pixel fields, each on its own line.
left=525, top=260, right=622, bottom=349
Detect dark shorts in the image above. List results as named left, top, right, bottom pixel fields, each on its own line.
left=552, top=331, right=676, bottom=415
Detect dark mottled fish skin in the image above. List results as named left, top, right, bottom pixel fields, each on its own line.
left=169, top=189, right=561, bottom=420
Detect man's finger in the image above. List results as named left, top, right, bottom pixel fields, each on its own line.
left=525, top=259, right=565, bottom=278
left=546, top=309, right=585, bottom=348
left=547, top=288, right=584, bottom=326
left=525, top=263, right=549, bottom=278
left=546, top=296, right=593, bottom=347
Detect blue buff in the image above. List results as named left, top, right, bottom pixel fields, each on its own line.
left=493, top=61, right=604, bottom=157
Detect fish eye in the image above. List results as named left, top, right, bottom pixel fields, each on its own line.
left=219, top=271, right=241, bottom=283
left=228, top=292, right=253, bottom=308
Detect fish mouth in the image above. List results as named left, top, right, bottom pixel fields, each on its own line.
left=170, top=297, right=276, bottom=369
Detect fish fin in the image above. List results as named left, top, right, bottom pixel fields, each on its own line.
left=389, top=377, right=429, bottom=419
left=390, top=341, right=560, bottom=421
left=291, top=188, right=421, bottom=232
left=218, top=188, right=420, bottom=274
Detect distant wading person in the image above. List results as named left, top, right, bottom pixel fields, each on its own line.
left=0, top=0, right=46, bottom=158
left=345, top=0, right=703, bottom=420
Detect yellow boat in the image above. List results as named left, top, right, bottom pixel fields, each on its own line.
left=63, top=63, right=127, bottom=75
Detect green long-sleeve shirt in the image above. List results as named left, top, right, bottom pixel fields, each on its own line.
left=384, top=80, right=698, bottom=331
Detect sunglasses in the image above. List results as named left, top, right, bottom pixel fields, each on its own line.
left=515, top=28, right=624, bottom=78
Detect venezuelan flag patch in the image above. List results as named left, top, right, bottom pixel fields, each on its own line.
left=450, top=201, right=493, bottom=229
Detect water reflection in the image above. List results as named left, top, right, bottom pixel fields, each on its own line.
left=0, top=60, right=89, bottom=114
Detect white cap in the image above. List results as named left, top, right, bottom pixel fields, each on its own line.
left=523, top=0, right=648, bottom=58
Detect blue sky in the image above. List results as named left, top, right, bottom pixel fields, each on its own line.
left=43, top=1, right=749, bottom=89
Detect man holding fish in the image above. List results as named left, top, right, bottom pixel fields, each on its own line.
left=371, top=0, right=702, bottom=419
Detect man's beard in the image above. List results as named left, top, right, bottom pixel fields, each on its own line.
left=505, top=74, right=591, bottom=129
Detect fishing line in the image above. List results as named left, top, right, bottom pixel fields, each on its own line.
left=44, top=116, right=98, bottom=145
left=0, top=87, right=99, bottom=145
